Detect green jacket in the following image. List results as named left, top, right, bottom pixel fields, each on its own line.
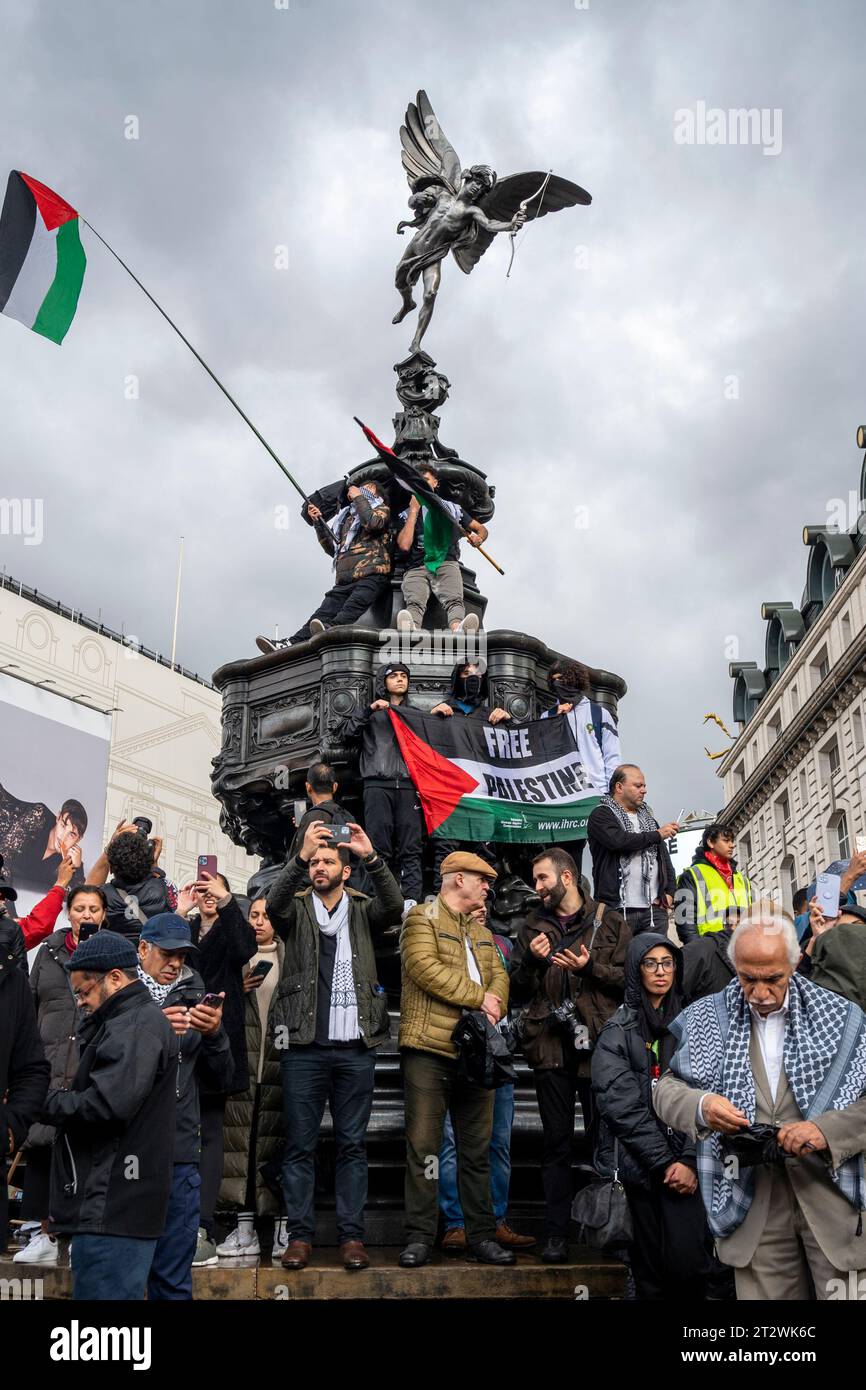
left=266, top=853, right=403, bottom=1049
left=810, top=921, right=866, bottom=1013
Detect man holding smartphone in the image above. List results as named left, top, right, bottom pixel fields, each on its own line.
left=137, top=914, right=234, bottom=1299
left=266, top=819, right=403, bottom=1271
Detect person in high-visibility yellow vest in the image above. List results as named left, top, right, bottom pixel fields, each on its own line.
left=674, top=824, right=752, bottom=947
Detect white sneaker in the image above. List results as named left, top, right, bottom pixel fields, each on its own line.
left=216, top=1226, right=260, bottom=1258
left=396, top=609, right=415, bottom=633
left=272, top=1223, right=289, bottom=1260
left=13, top=1230, right=58, bottom=1264
left=459, top=613, right=480, bottom=635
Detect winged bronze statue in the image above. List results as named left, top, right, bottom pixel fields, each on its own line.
left=393, top=90, right=592, bottom=354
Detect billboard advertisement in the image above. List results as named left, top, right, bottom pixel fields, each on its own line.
left=0, top=672, right=111, bottom=917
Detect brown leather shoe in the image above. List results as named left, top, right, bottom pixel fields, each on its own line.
left=441, top=1226, right=467, bottom=1253
left=495, top=1222, right=536, bottom=1249
left=340, top=1240, right=370, bottom=1270
left=280, top=1239, right=312, bottom=1270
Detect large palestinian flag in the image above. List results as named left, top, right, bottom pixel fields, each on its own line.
left=390, top=706, right=600, bottom=843
left=0, top=171, right=86, bottom=344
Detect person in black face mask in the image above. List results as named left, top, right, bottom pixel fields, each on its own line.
left=428, top=663, right=508, bottom=888
left=540, top=661, right=621, bottom=882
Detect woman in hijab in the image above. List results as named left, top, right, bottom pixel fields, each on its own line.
left=591, top=932, right=710, bottom=1299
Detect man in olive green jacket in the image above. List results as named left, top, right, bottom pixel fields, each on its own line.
left=266, top=820, right=402, bottom=1271
left=398, top=851, right=514, bottom=1270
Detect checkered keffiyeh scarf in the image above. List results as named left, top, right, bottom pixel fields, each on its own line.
left=327, top=487, right=385, bottom=570
left=667, top=974, right=866, bottom=1238
left=312, top=891, right=359, bottom=1042
left=600, top=793, right=660, bottom=909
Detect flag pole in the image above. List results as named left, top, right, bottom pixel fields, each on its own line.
left=170, top=535, right=184, bottom=670
left=79, top=217, right=309, bottom=502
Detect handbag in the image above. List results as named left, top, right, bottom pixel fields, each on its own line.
left=570, top=1139, right=633, bottom=1252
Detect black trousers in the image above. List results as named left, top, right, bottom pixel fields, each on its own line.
left=533, top=1061, right=594, bottom=1240
left=624, top=906, right=670, bottom=936
left=364, top=783, right=424, bottom=902
left=199, top=1093, right=227, bottom=1236
left=291, top=575, right=388, bottom=643
left=625, top=1175, right=710, bottom=1300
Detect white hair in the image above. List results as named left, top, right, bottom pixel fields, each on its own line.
left=727, top=901, right=800, bottom=970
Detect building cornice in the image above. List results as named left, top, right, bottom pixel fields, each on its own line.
left=717, top=539, right=866, bottom=778
left=720, top=623, right=866, bottom=829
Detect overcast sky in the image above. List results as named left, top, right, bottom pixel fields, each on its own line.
left=2, top=0, right=865, bottom=820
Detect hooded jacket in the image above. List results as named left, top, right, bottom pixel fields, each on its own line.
left=43, top=979, right=179, bottom=1238
left=341, top=664, right=414, bottom=783
left=540, top=691, right=621, bottom=796
left=437, top=661, right=491, bottom=720
left=157, top=963, right=235, bottom=1164
left=591, top=933, right=695, bottom=1188
left=509, top=893, right=629, bottom=1075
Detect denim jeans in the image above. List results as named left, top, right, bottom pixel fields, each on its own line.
left=280, top=1044, right=376, bottom=1243
left=439, top=1083, right=514, bottom=1227
left=148, top=1163, right=201, bottom=1301
left=70, top=1234, right=159, bottom=1301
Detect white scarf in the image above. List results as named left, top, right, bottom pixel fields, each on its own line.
left=312, top=891, right=359, bottom=1041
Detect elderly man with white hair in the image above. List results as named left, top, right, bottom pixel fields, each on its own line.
left=653, top=901, right=866, bottom=1299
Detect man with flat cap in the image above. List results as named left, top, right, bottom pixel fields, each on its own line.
left=398, top=850, right=514, bottom=1268
left=42, top=930, right=179, bottom=1300
left=137, top=913, right=234, bottom=1300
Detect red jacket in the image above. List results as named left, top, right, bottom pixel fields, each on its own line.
left=18, top=884, right=66, bottom=951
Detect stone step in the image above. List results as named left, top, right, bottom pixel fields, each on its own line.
left=0, top=1247, right=625, bottom=1300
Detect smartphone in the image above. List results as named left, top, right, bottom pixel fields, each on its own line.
left=326, top=824, right=352, bottom=846
left=198, top=854, right=217, bottom=880
left=248, top=961, right=273, bottom=979
left=856, top=835, right=866, bottom=856
left=198, top=993, right=223, bottom=1009
left=816, top=872, right=841, bottom=919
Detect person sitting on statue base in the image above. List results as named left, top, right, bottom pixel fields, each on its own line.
left=395, top=461, right=487, bottom=635
left=256, top=474, right=391, bottom=653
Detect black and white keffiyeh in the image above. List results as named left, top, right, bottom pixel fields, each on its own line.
left=667, top=974, right=866, bottom=1238
left=313, top=891, right=360, bottom=1041
left=327, top=487, right=385, bottom=570
left=137, top=965, right=175, bottom=1005
left=599, top=792, right=660, bottom=908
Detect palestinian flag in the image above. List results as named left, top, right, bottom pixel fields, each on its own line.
left=0, top=171, right=86, bottom=344
left=390, top=706, right=601, bottom=844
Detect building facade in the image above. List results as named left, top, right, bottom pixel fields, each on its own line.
left=0, top=573, right=258, bottom=895
left=718, top=436, right=866, bottom=906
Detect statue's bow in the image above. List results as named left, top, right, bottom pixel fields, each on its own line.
left=506, top=170, right=553, bottom=279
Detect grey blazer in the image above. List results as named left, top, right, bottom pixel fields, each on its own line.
left=653, top=1031, right=866, bottom=1270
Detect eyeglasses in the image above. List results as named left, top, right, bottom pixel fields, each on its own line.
left=640, top=958, right=674, bottom=973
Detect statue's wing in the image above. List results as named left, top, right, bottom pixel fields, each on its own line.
left=400, top=90, right=462, bottom=192
left=452, top=171, right=592, bottom=274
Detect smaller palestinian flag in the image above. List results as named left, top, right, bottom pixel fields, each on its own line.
left=353, top=416, right=472, bottom=568
left=0, top=171, right=86, bottom=344
left=390, top=706, right=601, bottom=844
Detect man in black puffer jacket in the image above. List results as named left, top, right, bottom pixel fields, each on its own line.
left=341, top=662, right=424, bottom=906
left=43, top=931, right=178, bottom=1300
left=0, top=920, right=49, bottom=1251
left=591, top=933, right=710, bottom=1300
